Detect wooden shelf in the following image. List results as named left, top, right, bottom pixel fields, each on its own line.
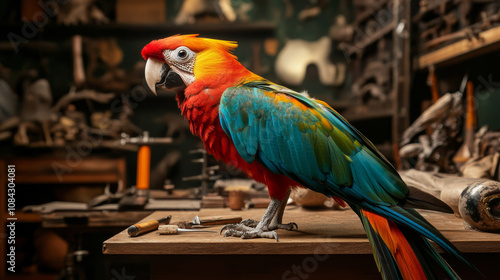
left=418, top=25, right=500, bottom=69
left=3, top=274, right=57, bottom=280
left=0, top=21, right=275, bottom=40
left=5, top=212, right=42, bottom=223
left=16, top=173, right=121, bottom=184
left=342, top=105, right=394, bottom=122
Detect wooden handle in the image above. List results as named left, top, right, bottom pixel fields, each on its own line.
left=429, top=71, right=439, bottom=103
left=158, top=225, right=179, bottom=235
left=195, top=215, right=242, bottom=225
left=465, top=81, right=476, bottom=130
left=128, top=220, right=158, bottom=237
left=136, top=145, right=151, bottom=190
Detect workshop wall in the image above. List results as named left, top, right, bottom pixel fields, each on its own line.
left=0, top=0, right=352, bottom=191
left=1, top=0, right=500, bottom=278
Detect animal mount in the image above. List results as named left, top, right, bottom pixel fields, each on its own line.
left=275, top=36, right=345, bottom=86
left=175, top=0, right=236, bottom=25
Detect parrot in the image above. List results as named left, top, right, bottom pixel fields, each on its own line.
left=141, top=34, right=480, bottom=280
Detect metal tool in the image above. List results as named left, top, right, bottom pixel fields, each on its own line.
left=158, top=225, right=217, bottom=235
left=127, top=216, right=172, bottom=237
left=178, top=215, right=242, bottom=229
left=119, top=131, right=174, bottom=210
left=193, top=215, right=242, bottom=225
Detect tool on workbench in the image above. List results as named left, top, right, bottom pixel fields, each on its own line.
left=194, top=215, right=242, bottom=226
left=178, top=215, right=242, bottom=229
left=127, top=216, right=172, bottom=237
left=158, top=225, right=217, bottom=235
left=119, top=131, right=174, bottom=210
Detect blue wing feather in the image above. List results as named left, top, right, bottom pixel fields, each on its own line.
left=219, top=80, right=407, bottom=205
left=219, top=79, right=478, bottom=279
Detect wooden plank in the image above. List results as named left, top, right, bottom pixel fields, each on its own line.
left=116, top=0, right=166, bottom=24
left=103, top=207, right=500, bottom=256
left=9, top=157, right=126, bottom=184
left=418, top=25, right=500, bottom=69
left=15, top=173, right=120, bottom=184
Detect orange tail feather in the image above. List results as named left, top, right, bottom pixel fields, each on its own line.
left=362, top=209, right=426, bottom=280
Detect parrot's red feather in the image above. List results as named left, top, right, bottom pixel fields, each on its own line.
left=141, top=34, right=237, bottom=62
left=179, top=78, right=298, bottom=200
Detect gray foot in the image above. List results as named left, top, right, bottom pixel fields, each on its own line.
left=223, top=227, right=279, bottom=241
left=220, top=223, right=254, bottom=234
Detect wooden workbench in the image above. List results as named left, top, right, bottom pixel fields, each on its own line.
left=103, top=207, right=500, bottom=280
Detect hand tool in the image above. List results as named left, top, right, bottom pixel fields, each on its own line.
left=178, top=215, right=242, bottom=229
left=127, top=216, right=171, bottom=237
left=158, top=225, right=217, bottom=235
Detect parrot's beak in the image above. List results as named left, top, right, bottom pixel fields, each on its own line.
left=145, top=58, right=186, bottom=95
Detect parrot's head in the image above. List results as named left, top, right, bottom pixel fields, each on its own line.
left=141, top=34, right=239, bottom=95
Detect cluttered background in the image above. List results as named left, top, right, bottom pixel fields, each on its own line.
left=1, top=0, right=500, bottom=279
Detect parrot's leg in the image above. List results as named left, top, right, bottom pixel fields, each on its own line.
left=221, top=189, right=297, bottom=241
left=233, top=189, right=297, bottom=230
left=222, top=197, right=281, bottom=240
left=267, top=188, right=298, bottom=231
left=225, top=188, right=297, bottom=229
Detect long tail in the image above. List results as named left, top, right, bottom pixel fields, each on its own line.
left=356, top=207, right=477, bottom=280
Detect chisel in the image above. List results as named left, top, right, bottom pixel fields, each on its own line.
left=127, top=216, right=172, bottom=237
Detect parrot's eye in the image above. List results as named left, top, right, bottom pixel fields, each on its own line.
left=163, top=46, right=196, bottom=74
left=178, top=50, right=187, bottom=58
left=171, top=46, right=194, bottom=63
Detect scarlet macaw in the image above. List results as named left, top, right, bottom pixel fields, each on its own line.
left=142, top=35, right=479, bottom=279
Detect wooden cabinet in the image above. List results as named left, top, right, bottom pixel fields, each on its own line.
left=0, top=156, right=126, bottom=278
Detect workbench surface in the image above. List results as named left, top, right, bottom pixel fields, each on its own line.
left=103, top=206, right=500, bottom=255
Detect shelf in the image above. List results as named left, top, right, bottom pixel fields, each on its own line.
left=354, top=0, right=391, bottom=25
left=2, top=274, right=57, bottom=280
left=0, top=21, right=275, bottom=40
left=340, top=21, right=396, bottom=56
left=342, top=106, right=394, bottom=122
left=4, top=212, right=41, bottom=223
left=418, top=25, right=500, bottom=69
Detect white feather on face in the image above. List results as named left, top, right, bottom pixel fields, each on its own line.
left=163, top=46, right=196, bottom=86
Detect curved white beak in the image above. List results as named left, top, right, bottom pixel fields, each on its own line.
left=144, top=58, right=164, bottom=95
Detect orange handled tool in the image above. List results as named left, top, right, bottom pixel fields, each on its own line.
left=128, top=216, right=171, bottom=237
left=136, top=145, right=151, bottom=190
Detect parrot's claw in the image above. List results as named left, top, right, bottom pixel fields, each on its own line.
left=221, top=219, right=297, bottom=231
left=223, top=228, right=279, bottom=242
left=220, top=223, right=254, bottom=234
left=270, top=222, right=298, bottom=231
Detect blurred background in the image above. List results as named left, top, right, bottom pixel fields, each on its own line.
left=1, top=0, right=500, bottom=279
